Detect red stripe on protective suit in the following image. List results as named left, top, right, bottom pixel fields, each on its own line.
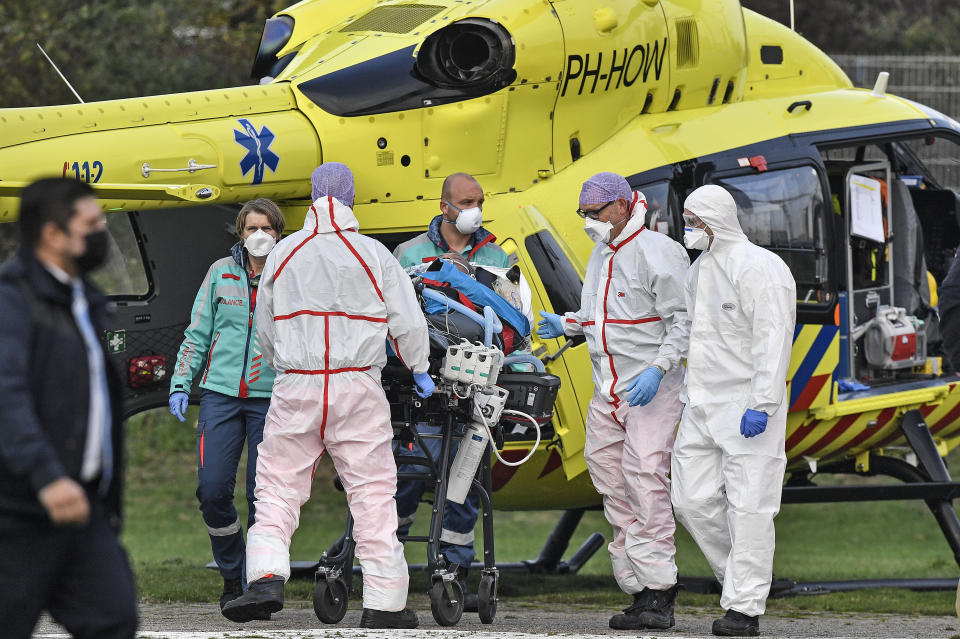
left=389, top=335, right=408, bottom=368
left=321, top=316, right=330, bottom=440
left=286, top=367, right=372, bottom=375
left=328, top=197, right=385, bottom=302
left=606, top=316, right=660, bottom=325
left=601, top=259, right=620, bottom=406
left=599, top=212, right=646, bottom=407
left=274, top=310, right=387, bottom=323
left=274, top=230, right=318, bottom=280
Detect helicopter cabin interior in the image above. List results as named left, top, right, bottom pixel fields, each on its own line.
left=626, top=122, right=960, bottom=394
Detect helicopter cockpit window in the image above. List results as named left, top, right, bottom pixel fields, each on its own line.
left=89, top=212, right=151, bottom=298
left=297, top=19, right=516, bottom=117
left=630, top=181, right=679, bottom=237
left=525, top=230, right=586, bottom=346
left=0, top=211, right=150, bottom=298
left=715, top=166, right=830, bottom=305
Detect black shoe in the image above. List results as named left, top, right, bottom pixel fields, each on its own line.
left=359, top=607, right=419, bottom=629
left=456, top=565, right=479, bottom=613
left=221, top=575, right=284, bottom=622
left=609, top=589, right=651, bottom=630
left=712, top=609, right=760, bottom=636
left=219, top=577, right=243, bottom=610
left=636, top=585, right=679, bottom=629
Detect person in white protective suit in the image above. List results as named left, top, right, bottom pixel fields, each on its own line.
left=671, top=184, right=796, bottom=637
left=536, top=172, right=690, bottom=630
left=221, top=163, right=434, bottom=629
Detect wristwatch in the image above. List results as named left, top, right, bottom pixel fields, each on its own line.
left=651, top=364, right=666, bottom=376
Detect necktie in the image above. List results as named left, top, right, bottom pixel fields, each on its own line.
left=71, top=281, right=113, bottom=493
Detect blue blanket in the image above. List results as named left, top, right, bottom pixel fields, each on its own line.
left=422, top=261, right=531, bottom=336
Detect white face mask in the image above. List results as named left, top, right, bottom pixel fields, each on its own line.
left=244, top=229, right=276, bottom=257
left=683, top=226, right=711, bottom=250
left=452, top=206, right=483, bottom=234
left=584, top=217, right=615, bottom=244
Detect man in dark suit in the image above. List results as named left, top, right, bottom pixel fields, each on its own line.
left=0, top=178, right=138, bottom=638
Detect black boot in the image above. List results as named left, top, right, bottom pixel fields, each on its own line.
left=456, top=565, right=479, bottom=613
left=219, top=577, right=243, bottom=610
left=221, top=575, right=284, bottom=622
left=636, top=585, right=679, bottom=629
left=712, top=609, right=760, bottom=636
left=359, top=607, right=419, bottom=629
left=220, top=578, right=272, bottom=621
left=609, top=589, right=652, bottom=629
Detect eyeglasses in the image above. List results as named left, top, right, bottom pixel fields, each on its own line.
left=576, top=200, right=615, bottom=219
left=683, top=212, right=706, bottom=228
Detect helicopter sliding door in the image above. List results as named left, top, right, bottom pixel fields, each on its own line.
left=710, top=164, right=839, bottom=413
left=833, top=162, right=894, bottom=382
left=101, top=206, right=240, bottom=417
left=0, top=205, right=239, bottom=417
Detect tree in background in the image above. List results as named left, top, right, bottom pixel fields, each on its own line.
left=0, top=0, right=286, bottom=107
left=742, top=0, right=960, bottom=54
left=4, top=0, right=960, bottom=108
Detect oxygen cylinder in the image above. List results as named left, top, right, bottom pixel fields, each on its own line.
left=446, top=421, right=489, bottom=504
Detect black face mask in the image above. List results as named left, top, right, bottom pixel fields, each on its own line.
left=74, top=229, right=110, bottom=273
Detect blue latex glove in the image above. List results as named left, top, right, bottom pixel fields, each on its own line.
left=740, top=409, right=768, bottom=438
left=536, top=311, right=564, bottom=339
left=413, top=372, right=435, bottom=398
left=168, top=392, right=188, bottom=423
left=626, top=367, right=664, bottom=407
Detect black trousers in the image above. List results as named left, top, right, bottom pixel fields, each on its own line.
left=0, top=503, right=138, bottom=639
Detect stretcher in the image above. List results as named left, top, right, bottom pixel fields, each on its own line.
left=310, top=267, right=560, bottom=626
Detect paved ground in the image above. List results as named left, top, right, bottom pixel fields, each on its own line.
left=34, top=600, right=960, bottom=638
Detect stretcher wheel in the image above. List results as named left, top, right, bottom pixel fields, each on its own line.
left=430, top=578, right=464, bottom=626
left=477, top=574, right=497, bottom=624
left=313, top=576, right=348, bottom=624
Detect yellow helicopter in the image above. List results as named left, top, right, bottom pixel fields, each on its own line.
left=3, top=0, right=960, bottom=574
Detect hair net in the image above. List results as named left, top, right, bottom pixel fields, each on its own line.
left=579, top=172, right=632, bottom=205
left=311, top=162, right=355, bottom=207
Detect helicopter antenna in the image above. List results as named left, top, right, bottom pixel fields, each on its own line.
left=789, top=0, right=795, bottom=31
left=36, top=43, right=85, bottom=103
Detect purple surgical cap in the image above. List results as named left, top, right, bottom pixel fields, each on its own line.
left=579, top=172, right=632, bottom=205
left=311, top=162, right=355, bottom=206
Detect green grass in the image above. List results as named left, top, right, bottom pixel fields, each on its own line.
left=122, top=408, right=960, bottom=615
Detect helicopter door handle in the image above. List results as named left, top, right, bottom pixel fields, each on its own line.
left=787, top=100, right=812, bottom=113
left=141, top=158, right=217, bottom=178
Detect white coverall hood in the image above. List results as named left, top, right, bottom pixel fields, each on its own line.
left=683, top=184, right=749, bottom=248
left=303, top=196, right=360, bottom=234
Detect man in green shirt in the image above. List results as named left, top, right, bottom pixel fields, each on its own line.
left=392, top=172, right=507, bottom=611
left=393, top=172, right=509, bottom=270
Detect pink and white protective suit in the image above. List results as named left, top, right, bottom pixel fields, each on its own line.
left=563, top=190, right=691, bottom=593
left=246, top=195, right=430, bottom=613
left=671, top=185, right=796, bottom=617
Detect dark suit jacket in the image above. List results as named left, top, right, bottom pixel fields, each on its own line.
left=0, top=251, right=125, bottom=530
